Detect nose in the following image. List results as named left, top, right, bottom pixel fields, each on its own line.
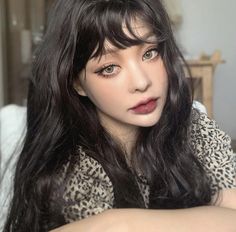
left=128, top=62, right=152, bottom=93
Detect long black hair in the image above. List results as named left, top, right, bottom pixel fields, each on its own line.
left=4, top=0, right=212, bottom=231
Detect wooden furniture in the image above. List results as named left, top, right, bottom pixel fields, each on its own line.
left=183, top=52, right=224, bottom=118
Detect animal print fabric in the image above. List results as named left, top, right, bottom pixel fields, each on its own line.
left=191, top=110, right=236, bottom=195
left=53, top=110, right=236, bottom=223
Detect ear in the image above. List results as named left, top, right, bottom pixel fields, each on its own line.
left=74, top=76, right=87, bottom=97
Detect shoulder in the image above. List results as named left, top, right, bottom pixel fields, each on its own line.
left=190, top=109, right=232, bottom=155
left=190, top=109, right=236, bottom=193
left=52, top=146, right=114, bottom=223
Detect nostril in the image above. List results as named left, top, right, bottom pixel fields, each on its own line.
left=128, top=64, right=152, bottom=93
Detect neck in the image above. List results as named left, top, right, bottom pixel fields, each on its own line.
left=119, top=130, right=137, bottom=156
left=110, top=125, right=138, bottom=155
left=100, top=122, right=138, bottom=156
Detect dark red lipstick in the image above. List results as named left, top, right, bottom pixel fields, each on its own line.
left=130, top=98, right=158, bottom=114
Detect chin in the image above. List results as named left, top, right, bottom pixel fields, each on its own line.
left=135, top=115, right=162, bottom=128
left=138, top=121, right=159, bottom=128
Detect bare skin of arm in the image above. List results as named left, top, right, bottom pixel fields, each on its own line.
left=51, top=188, right=236, bottom=232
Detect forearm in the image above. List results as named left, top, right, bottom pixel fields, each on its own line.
left=50, top=210, right=126, bottom=232
left=51, top=206, right=236, bottom=232
left=124, top=206, right=236, bottom=232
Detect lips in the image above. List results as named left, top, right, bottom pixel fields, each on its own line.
left=130, top=98, right=158, bottom=114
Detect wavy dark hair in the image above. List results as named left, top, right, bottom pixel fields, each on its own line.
left=4, top=0, right=212, bottom=231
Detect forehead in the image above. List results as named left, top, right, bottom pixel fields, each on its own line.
left=122, top=18, right=153, bottom=40
left=96, top=19, right=156, bottom=57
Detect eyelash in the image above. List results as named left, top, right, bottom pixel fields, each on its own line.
left=95, top=64, right=119, bottom=78
left=95, top=47, right=160, bottom=78
left=143, top=47, right=159, bottom=61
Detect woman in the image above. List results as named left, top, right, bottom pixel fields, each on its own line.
left=3, top=0, right=236, bottom=231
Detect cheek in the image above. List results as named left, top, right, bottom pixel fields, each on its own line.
left=159, top=63, right=169, bottom=92
left=83, top=82, right=118, bottom=108
left=150, top=62, right=168, bottom=91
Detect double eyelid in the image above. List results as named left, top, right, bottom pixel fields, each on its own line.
left=95, top=64, right=120, bottom=78
left=142, top=48, right=159, bottom=61
left=95, top=46, right=159, bottom=78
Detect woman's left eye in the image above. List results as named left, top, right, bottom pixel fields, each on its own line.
left=142, top=48, right=159, bottom=61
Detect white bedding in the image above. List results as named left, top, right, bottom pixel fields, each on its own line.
left=0, top=104, right=26, bottom=230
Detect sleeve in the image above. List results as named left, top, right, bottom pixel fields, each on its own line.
left=191, top=110, right=236, bottom=195
left=53, top=150, right=114, bottom=223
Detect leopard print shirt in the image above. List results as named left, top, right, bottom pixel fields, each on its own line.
left=52, top=111, right=236, bottom=223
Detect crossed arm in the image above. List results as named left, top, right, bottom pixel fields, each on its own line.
left=51, top=188, right=236, bottom=232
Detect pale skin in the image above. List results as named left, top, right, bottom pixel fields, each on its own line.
left=51, top=20, right=236, bottom=231
left=51, top=205, right=236, bottom=232
left=75, top=19, right=168, bottom=155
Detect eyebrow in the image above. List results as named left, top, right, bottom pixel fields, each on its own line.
left=101, top=33, right=158, bottom=56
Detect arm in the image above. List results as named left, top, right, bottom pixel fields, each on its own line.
left=51, top=207, right=236, bottom=232
left=51, top=188, right=236, bottom=232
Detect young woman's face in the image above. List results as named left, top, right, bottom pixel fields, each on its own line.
left=75, top=19, right=168, bottom=136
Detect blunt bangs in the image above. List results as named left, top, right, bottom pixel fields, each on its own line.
left=74, top=0, right=170, bottom=71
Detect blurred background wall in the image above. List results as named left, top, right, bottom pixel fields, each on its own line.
left=0, top=0, right=6, bottom=107
left=0, top=24, right=4, bottom=107
left=0, top=0, right=48, bottom=107
left=177, top=0, right=236, bottom=139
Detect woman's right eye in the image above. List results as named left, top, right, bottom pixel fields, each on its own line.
left=95, top=64, right=120, bottom=78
